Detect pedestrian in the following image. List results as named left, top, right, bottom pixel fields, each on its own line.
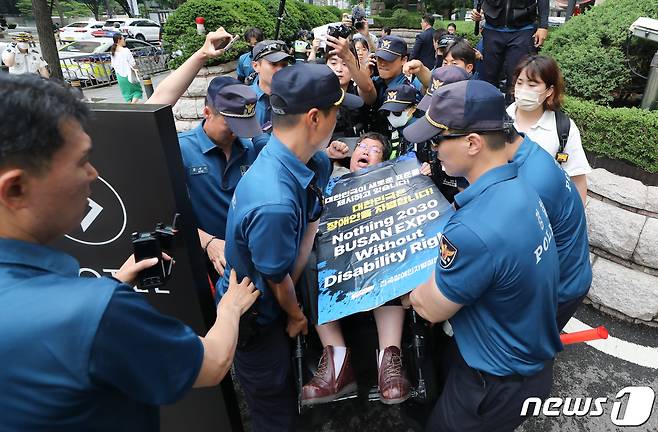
left=110, top=33, right=142, bottom=103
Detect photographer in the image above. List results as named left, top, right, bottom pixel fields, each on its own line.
left=0, top=74, right=259, bottom=431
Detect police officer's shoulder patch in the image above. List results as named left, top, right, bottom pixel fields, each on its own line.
left=439, top=234, right=457, bottom=269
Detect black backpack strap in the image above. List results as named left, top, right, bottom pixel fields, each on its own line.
left=554, top=109, right=571, bottom=164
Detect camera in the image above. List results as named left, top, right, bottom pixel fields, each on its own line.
left=131, top=214, right=179, bottom=290
left=327, top=24, right=353, bottom=40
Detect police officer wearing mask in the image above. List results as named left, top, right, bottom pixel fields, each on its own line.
left=403, top=80, right=561, bottom=432
left=370, top=35, right=423, bottom=134
left=378, top=83, right=420, bottom=159
left=178, top=76, right=266, bottom=278
left=0, top=74, right=259, bottom=431
left=250, top=40, right=293, bottom=132
left=1, top=33, right=49, bottom=77
left=216, top=63, right=363, bottom=431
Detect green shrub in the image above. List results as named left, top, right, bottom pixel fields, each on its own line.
left=163, top=0, right=340, bottom=69
left=542, top=0, right=658, bottom=104
left=563, top=97, right=658, bottom=173
left=373, top=10, right=421, bottom=29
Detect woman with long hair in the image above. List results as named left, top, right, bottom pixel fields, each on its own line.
left=110, top=34, right=142, bottom=103
left=507, top=55, right=591, bottom=203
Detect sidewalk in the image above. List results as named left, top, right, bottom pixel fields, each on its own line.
left=83, top=71, right=171, bottom=103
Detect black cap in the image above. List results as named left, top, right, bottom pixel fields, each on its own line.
left=403, top=80, right=506, bottom=143
left=379, top=84, right=416, bottom=112
left=417, top=66, right=470, bottom=112
left=376, top=35, right=408, bottom=62
left=270, top=63, right=364, bottom=115
left=252, top=39, right=293, bottom=63
left=207, top=76, right=262, bottom=138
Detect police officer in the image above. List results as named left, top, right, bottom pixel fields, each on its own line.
left=250, top=40, right=293, bottom=132
left=1, top=33, right=49, bottom=77
left=0, top=74, right=259, bottom=430
left=216, top=63, right=363, bottom=431
left=502, top=109, right=591, bottom=330
left=370, top=35, right=423, bottom=135
left=472, top=0, right=549, bottom=96
left=378, top=83, right=420, bottom=159
left=403, top=80, right=561, bottom=431
left=177, top=76, right=266, bottom=277
left=237, top=27, right=264, bottom=83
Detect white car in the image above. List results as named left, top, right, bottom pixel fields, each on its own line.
left=59, top=21, right=105, bottom=42
left=102, top=18, right=161, bottom=42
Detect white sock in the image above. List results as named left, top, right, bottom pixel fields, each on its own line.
left=378, top=350, right=385, bottom=369
left=332, top=346, right=347, bottom=376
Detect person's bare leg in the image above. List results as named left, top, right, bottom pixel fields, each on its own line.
left=373, top=306, right=405, bottom=355
left=315, top=321, right=347, bottom=378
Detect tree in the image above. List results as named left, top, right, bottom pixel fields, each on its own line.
left=76, top=0, right=101, bottom=20
left=32, top=0, right=62, bottom=79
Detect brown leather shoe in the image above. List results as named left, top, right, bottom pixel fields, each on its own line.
left=301, top=346, right=357, bottom=406
left=378, top=346, right=410, bottom=404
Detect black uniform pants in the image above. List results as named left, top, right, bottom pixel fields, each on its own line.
left=234, top=320, right=297, bottom=432
left=426, top=342, right=554, bottom=432
left=481, top=27, right=536, bottom=98
left=556, top=293, right=588, bottom=331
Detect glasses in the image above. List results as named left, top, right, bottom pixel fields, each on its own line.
left=429, top=132, right=469, bottom=151
left=307, top=182, right=325, bottom=223
left=356, top=142, right=383, bottom=155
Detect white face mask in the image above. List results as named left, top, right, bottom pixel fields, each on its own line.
left=17, top=42, right=29, bottom=50
left=515, top=87, right=549, bottom=111
left=387, top=110, right=411, bottom=129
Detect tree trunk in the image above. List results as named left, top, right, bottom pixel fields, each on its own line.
left=32, top=0, right=62, bottom=80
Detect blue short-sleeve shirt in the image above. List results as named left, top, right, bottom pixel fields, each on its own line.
left=250, top=76, right=272, bottom=131
left=373, top=72, right=423, bottom=108
left=436, top=164, right=562, bottom=377
left=237, top=52, right=254, bottom=81
left=216, top=134, right=331, bottom=324
left=178, top=123, right=268, bottom=239
left=513, top=135, right=592, bottom=303
left=0, top=238, right=203, bottom=431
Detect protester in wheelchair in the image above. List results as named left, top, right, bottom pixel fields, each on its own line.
left=302, top=132, right=416, bottom=407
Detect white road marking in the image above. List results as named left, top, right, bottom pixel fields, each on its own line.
left=564, top=318, right=658, bottom=369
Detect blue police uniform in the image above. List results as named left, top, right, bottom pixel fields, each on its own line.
left=250, top=76, right=271, bottom=130
left=438, top=163, right=562, bottom=376
left=215, top=134, right=330, bottom=432
left=178, top=122, right=268, bottom=239
left=373, top=73, right=423, bottom=107
left=236, top=52, right=254, bottom=82
left=0, top=238, right=203, bottom=431
left=217, top=134, right=331, bottom=323
left=513, top=135, right=592, bottom=328
left=428, top=163, right=561, bottom=432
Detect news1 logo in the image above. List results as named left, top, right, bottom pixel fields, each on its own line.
left=521, top=386, right=655, bottom=426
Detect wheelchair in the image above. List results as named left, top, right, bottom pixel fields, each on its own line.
left=292, top=245, right=445, bottom=417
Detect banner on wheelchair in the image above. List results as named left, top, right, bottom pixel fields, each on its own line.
left=317, top=155, right=454, bottom=324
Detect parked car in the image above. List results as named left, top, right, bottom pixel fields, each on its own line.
left=102, top=18, right=161, bottom=42
left=59, top=21, right=104, bottom=42
left=58, top=37, right=166, bottom=84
